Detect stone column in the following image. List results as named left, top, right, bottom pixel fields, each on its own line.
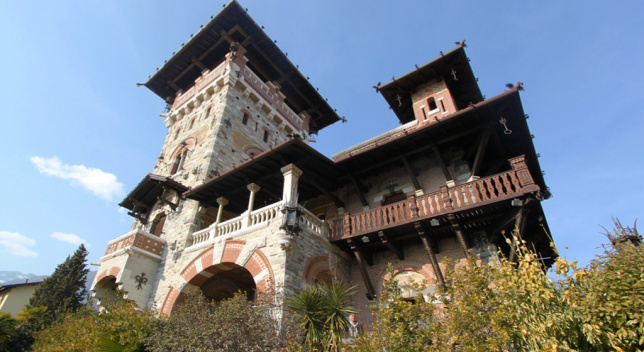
left=215, top=197, right=229, bottom=224
left=281, top=164, right=303, bottom=207
left=247, top=183, right=261, bottom=213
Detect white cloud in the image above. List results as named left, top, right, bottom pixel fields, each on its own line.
left=0, top=231, right=38, bottom=257
left=51, top=232, right=90, bottom=248
left=30, top=156, right=124, bottom=202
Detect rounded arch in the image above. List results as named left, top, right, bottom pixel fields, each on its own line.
left=240, top=108, right=253, bottom=125
left=303, top=254, right=349, bottom=285
left=160, top=239, right=274, bottom=316
left=93, top=266, right=122, bottom=304
left=150, top=212, right=167, bottom=237
left=380, top=263, right=437, bottom=300
left=169, top=137, right=196, bottom=174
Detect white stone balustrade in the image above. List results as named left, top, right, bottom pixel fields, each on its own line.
left=298, top=205, right=329, bottom=239
left=186, top=200, right=330, bottom=253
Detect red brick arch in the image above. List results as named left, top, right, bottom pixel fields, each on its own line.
left=159, top=239, right=274, bottom=316
left=380, top=262, right=436, bottom=290
left=94, top=266, right=122, bottom=287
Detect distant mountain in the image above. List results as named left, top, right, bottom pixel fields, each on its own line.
left=0, top=271, right=39, bottom=284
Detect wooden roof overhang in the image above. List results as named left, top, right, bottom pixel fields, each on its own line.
left=119, top=174, right=189, bottom=212
left=144, top=0, right=340, bottom=131
left=184, top=137, right=345, bottom=213
left=333, top=88, right=547, bottom=194
left=377, top=46, right=484, bottom=124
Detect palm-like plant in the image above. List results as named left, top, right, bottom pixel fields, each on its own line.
left=287, top=281, right=356, bottom=351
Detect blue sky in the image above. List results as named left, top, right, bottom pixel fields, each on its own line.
left=1, top=1, right=642, bottom=275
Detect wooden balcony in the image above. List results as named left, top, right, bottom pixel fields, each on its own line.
left=330, top=155, right=540, bottom=241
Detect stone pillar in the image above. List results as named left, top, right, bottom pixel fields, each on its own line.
left=247, top=183, right=261, bottom=213
left=281, top=164, right=303, bottom=207
left=215, top=197, right=229, bottom=224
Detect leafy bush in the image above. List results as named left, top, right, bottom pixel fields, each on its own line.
left=30, top=297, right=155, bottom=352
left=145, top=291, right=300, bottom=352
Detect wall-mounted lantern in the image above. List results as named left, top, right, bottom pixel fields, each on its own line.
left=281, top=206, right=303, bottom=235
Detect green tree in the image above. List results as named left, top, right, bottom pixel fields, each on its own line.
left=31, top=296, right=155, bottom=352
left=287, top=281, right=356, bottom=352
left=351, top=221, right=644, bottom=352
left=0, top=313, right=19, bottom=351
left=29, top=244, right=89, bottom=322
left=351, top=265, right=437, bottom=352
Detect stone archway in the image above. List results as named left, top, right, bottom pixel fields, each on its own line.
left=92, top=266, right=122, bottom=305
left=199, top=263, right=256, bottom=301
left=160, top=239, right=274, bottom=316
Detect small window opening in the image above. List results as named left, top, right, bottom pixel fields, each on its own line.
left=204, top=108, right=211, bottom=120
left=242, top=113, right=249, bottom=125
left=150, top=213, right=167, bottom=237
left=171, top=149, right=188, bottom=174
left=263, top=130, right=269, bottom=143
left=383, top=192, right=407, bottom=205
left=189, top=118, right=195, bottom=130
left=420, top=106, right=428, bottom=121
left=173, top=128, right=181, bottom=140
left=439, top=99, right=446, bottom=112
left=428, top=97, right=438, bottom=111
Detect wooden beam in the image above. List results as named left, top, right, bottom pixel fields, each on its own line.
left=378, top=231, right=404, bottom=260
left=347, top=239, right=376, bottom=300
left=303, top=176, right=345, bottom=209
left=448, top=214, right=470, bottom=256
left=470, top=123, right=493, bottom=179
left=432, top=145, right=454, bottom=183
left=414, top=222, right=446, bottom=288
left=349, top=174, right=369, bottom=208
left=401, top=156, right=421, bottom=192
left=509, top=200, right=532, bottom=263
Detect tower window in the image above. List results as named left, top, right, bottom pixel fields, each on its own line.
left=189, top=118, right=195, bottom=130
left=171, top=149, right=188, bottom=174
left=204, top=107, right=211, bottom=120
left=263, top=130, right=269, bottom=143
left=242, top=113, right=249, bottom=125
left=428, top=97, right=438, bottom=112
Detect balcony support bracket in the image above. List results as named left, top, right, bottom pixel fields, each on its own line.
left=414, top=222, right=446, bottom=288
left=348, top=238, right=376, bottom=300
left=378, top=231, right=404, bottom=260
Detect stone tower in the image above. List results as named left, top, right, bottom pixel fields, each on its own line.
left=92, top=1, right=346, bottom=311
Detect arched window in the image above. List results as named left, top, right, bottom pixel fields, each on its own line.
left=263, top=130, right=269, bottom=143
left=242, top=113, right=249, bottom=125
left=150, top=213, right=167, bottom=237
left=173, top=127, right=181, bottom=140
left=171, top=148, right=188, bottom=174
left=189, top=118, right=196, bottom=130
left=203, top=107, right=211, bottom=120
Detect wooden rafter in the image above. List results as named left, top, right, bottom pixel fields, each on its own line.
left=401, top=156, right=421, bottom=192
left=432, top=145, right=454, bottom=182
left=470, top=123, right=494, bottom=179
left=349, top=174, right=369, bottom=208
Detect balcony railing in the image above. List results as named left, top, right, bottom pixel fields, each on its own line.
left=186, top=201, right=330, bottom=253
left=331, top=155, right=540, bottom=240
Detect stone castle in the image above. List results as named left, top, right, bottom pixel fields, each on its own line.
left=92, top=0, right=555, bottom=325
